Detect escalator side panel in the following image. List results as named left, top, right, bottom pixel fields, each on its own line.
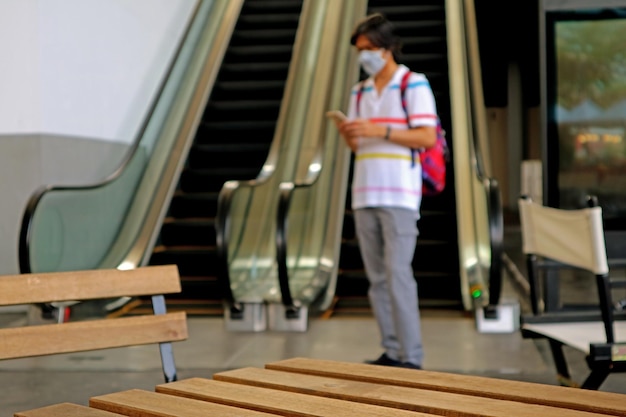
left=149, top=0, right=304, bottom=310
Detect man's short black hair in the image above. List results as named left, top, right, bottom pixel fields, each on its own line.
left=350, top=13, right=402, bottom=61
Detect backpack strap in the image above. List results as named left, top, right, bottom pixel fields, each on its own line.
left=399, top=70, right=411, bottom=121
left=399, top=70, right=417, bottom=168
left=355, top=80, right=365, bottom=116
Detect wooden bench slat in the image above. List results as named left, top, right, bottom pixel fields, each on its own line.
left=90, top=389, right=279, bottom=417
left=0, top=312, right=187, bottom=360
left=156, top=377, right=434, bottom=417
left=215, top=367, right=605, bottom=417
left=0, top=265, right=181, bottom=306
left=14, top=403, right=125, bottom=417
left=265, top=358, right=626, bottom=416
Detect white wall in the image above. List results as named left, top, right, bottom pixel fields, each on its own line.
left=0, top=1, right=41, bottom=132
left=0, top=0, right=197, bottom=142
left=0, top=0, right=198, bottom=275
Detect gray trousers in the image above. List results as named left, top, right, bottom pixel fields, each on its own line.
left=354, top=207, right=423, bottom=365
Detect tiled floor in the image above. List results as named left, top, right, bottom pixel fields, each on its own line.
left=2, top=225, right=625, bottom=416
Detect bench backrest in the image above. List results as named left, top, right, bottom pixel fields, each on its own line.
left=518, top=198, right=616, bottom=340
left=0, top=264, right=187, bottom=382
left=518, top=198, right=608, bottom=276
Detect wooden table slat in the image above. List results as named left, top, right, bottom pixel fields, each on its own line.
left=0, top=265, right=181, bottom=306
left=89, top=389, right=277, bottom=417
left=214, top=366, right=607, bottom=417
left=14, top=358, right=626, bottom=417
left=0, top=312, right=188, bottom=360
left=265, top=357, right=626, bottom=416
left=14, top=403, right=125, bottom=417
left=156, top=377, right=435, bottom=416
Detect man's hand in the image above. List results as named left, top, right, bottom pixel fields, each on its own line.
left=340, top=119, right=385, bottom=140
left=337, top=119, right=385, bottom=152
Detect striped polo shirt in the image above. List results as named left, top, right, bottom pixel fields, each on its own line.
left=346, top=65, right=438, bottom=214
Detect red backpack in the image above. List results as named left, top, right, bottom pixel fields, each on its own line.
left=356, top=71, right=449, bottom=196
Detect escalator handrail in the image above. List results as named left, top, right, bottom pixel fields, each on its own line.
left=275, top=147, right=326, bottom=310
left=18, top=2, right=203, bottom=274
left=273, top=1, right=365, bottom=311
left=215, top=0, right=333, bottom=311
left=487, top=178, right=503, bottom=306
left=463, top=0, right=504, bottom=308
left=274, top=105, right=329, bottom=307
left=472, top=157, right=504, bottom=308
left=215, top=180, right=245, bottom=308
left=276, top=182, right=296, bottom=309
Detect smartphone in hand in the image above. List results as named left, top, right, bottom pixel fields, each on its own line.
left=326, top=110, right=347, bottom=124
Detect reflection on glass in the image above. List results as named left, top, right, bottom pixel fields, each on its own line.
left=554, top=14, right=626, bottom=219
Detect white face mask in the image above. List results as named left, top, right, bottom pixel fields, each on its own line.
left=358, top=49, right=386, bottom=76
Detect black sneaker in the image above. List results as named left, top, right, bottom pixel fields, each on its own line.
left=399, top=362, right=422, bottom=370
left=365, top=353, right=401, bottom=367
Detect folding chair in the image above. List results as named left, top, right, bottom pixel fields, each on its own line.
left=518, top=197, right=626, bottom=389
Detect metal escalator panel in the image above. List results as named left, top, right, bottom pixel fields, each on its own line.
left=217, top=0, right=346, bottom=311
left=19, top=1, right=240, bottom=277
left=273, top=1, right=367, bottom=314
left=149, top=0, right=304, bottom=311
left=335, top=1, right=462, bottom=311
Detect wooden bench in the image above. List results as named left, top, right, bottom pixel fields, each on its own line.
left=0, top=264, right=188, bottom=383
left=15, top=357, right=626, bottom=416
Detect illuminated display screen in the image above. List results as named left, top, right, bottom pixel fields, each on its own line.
left=546, top=9, right=626, bottom=224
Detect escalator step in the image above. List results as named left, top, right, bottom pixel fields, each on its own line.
left=180, top=168, right=259, bottom=193
left=401, top=53, right=447, bottom=70
left=188, top=143, right=269, bottom=170
left=339, top=242, right=362, bottom=270
left=160, top=219, right=216, bottom=247
left=367, top=0, right=442, bottom=8
left=236, top=13, right=301, bottom=30
left=203, top=99, right=281, bottom=122
left=420, top=187, right=456, bottom=211
left=337, top=241, right=460, bottom=273
left=168, top=192, right=219, bottom=219
left=416, top=212, right=457, bottom=240
left=368, top=5, right=443, bottom=20
left=243, top=0, right=303, bottom=14
left=150, top=247, right=219, bottom=277
left=195, top=120, right=276, bottom=144
left=424, top=75, right=449, bottom=97
left=342, top=212, right=356, bottom=240
left=218, top=62, right=290, bottom=81
left=206, top=99, right=282, bottom=110
left=230, top=29, right=298, bottom=46
left=224, top=45, right=294, bottom=64
left=130, top=297, right=224, bottom=316
left=411, top=240, right=459, bottom=273
left=210, top=80, right=286, bottom=101
left=402, top=35, right=446, bottom=50
left=335, top=272, right=370, bottom=297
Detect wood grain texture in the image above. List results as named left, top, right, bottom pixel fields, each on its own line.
left=214, top=366, right=602, bottom=417
left=14, top=403, right=124, bottom=417
left=90, top=389, right=277, bottom=417
left=156, top=377, right=433, bottom=416
left=0, top=265, right=181, bottom=306
left=265, top=358, right=626, bottom=416
left=0, top=312, right=187, bottom=360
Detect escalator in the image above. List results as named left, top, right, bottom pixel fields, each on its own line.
left=148, top=0, right=304, bottom=313
left=334, top=0, right=462, bottom=312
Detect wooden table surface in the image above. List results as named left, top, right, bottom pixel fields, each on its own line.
left=15, top=357, right=626, bottom=417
